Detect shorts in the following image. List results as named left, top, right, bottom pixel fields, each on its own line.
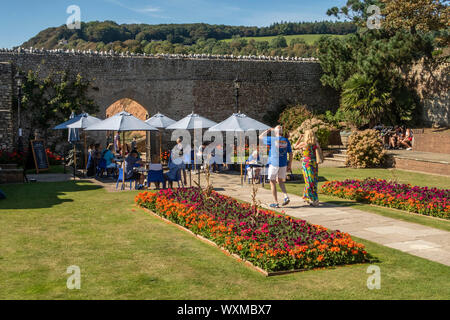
left=268, top=165, right=287, bottom=181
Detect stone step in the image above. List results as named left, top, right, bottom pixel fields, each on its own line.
left=324, top=156, right=346, bottom=163
left=332, top=153, right=347, bottom=160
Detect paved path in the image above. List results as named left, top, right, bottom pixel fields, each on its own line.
left=207, top=172, right=450, bottom=266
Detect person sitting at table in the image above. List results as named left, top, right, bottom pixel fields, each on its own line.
left=164, top=155, right=181, bottom=189
left=86, top=144, right=96, bottom=177
left=246, top=150, right=261, bottom=183
left=124, top=150, right=145, bottom=189
left=93, top=143, right=102, bottom=168
left=131, top=148, right=141, bottom=160
left=103, top=144, right=118, bottom=176
left=114, top=132, right=121, bottom=154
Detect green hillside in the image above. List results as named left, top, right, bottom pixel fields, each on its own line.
left=222, top=34, right=345, bottom=45
left=19, top=21, right=355, bottom=57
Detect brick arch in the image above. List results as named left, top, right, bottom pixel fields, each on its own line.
left=95, top=88, right=151, bottom=119
left=105, top=97, right=148, bottom=120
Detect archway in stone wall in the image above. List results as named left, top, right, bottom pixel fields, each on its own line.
left=105, top=98, right=151, bottom=155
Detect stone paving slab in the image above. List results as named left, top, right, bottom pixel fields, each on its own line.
left=205, top=172, right=450, bottom=266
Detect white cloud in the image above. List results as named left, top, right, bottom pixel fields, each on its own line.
left=104, top=0, right=162, bottom=15
left=135, top=6, right=161, bottom=13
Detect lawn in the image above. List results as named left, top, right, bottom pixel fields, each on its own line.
left=222, top=34, right=345, bottom=45
left=277, top=167, right=450, bottom=232
left=25, top=165, right=68, bottom=175
left=0, top=180, right=449, bottom=299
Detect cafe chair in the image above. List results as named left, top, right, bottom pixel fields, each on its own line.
left=163, top=168, right=184, bottom=189
left=244, top=165, right=263, bottom=184
left=116, top=168, right=137, bottom=190
left=96, top=158, right=107, bottom=178
left=147, top=169, right=164, bottom=188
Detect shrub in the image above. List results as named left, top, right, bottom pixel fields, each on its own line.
left=278, top=104, right=313, bottom=133
left=346, top=130, right=386, bottom=168
left=324, top=107, right=369, bottom=130
left=289, top=118, right=334, bottom=160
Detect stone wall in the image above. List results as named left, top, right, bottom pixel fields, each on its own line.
left=413, top=133, right=450, bottom=154
left=1, top=53, right=336, bottom=108
left=412, top=62, right=449, bottom=127
left=0, top=62, right=13, bottom=150
left=0, top=52, right=340, bottom=151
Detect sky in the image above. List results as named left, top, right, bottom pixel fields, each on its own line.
left=0, top=0, right=347, bottom=48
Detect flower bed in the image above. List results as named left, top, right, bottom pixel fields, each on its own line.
left=46, top=148, right=63, bottom=165
left=0, top=150, right=25, bottom=166
left=321, top=179, right=450, bottom=219
left=135, top=188, right=373, bottom=272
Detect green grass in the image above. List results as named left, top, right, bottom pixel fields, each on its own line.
left=0, top=181, right=449, bottom=299
left=276, top=167, right=450, bottom=231
left=222, top=34, right=345, bottom=45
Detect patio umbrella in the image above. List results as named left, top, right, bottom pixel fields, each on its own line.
left=208, top=112, right=270, bottom=185
left=166, top=112, right=217, bottom=187
left=84, top=111, right=158, bottom=189
left=66, top=112, right=81, bottom=144
left=166, top=112, right=217, bottom=130
left=53, top=112, right=83, bottom=130
left=207, top=112, right=270, bottom=132
left=53, top=112, right=82, bottom=179
left=146, top=112, right=177, bottom=159
left=146, top=112, right=177, bottom=129
left=66, top=114, right=102, bottom=169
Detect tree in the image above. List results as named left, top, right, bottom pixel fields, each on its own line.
left=321, top=0, right=438, bottom=126
left=270, top=36, right=288, bottom=48
left=20, top=70, right=98, bottom=141
left=341, top=73, right=391, bottom=126
left=381, top=0, right=450, bottom=33
left=327, top=0, right=383, bottom=28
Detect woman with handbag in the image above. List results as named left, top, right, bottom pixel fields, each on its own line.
left=294, top=129, right=323, bottom=207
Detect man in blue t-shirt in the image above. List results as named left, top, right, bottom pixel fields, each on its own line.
left=260, top=125, right=293, bottom=208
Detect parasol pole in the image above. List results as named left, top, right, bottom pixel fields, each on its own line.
left=73, top=144, right=77, bottom=180
left=122, top=131, right=126, bottom=190
left=189, top=164, right=192, bottom=187
left=159, top=129, right=162, bottom=161
left=84, top=131, right=87, bottom=177
left=239, top=133, right=243, bottom=185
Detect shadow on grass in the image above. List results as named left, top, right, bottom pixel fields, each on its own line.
left=0, top=181, right=102, bottom=210
left=321, top=200, right=361, bottom=208
left=285, top=175, right=328, bottom=185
